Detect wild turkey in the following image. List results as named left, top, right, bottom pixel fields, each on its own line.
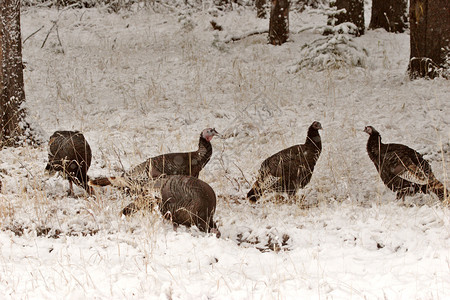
left=364, top=126, right=448, bottom=202
left=247, top=121, right=323, bottom=202
left=45, top=131, right=93, bottom=195
left=90, top=128, right=220, bottom=190
left=121, top=175, right=221, bottom=237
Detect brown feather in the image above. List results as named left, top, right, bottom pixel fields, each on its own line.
left=247, top=121, right=322, bottom=202
left=46, top=131, right=93, bottom=195
left=90, top=128, right=219, bottom=191
left=122, top=175, right=220, bottom=237
left=365, top=126, right=448, bottom=202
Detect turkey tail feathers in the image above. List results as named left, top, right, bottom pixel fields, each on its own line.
left=89, top=177, right=115, bottom=186
left=428, top=180, right=449, bottom=202
left=122, top=202, right=139, bottom=216
left=247, top=182, right=261, bottom=203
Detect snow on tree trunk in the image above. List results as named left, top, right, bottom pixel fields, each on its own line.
left=335, top=0, right=364, bottom=36
left=269, top=0, right=289, bottom=45
left=0, top=0, right=29, bottom=147
left=256, top=0, right=267, bottom=18
left=369, top=0, right=407, bottom=33
left=409, top=0, right=450, bottom=79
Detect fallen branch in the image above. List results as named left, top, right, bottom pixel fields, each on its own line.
left=41, top=4, right=80, bottom=49
left=292, top=26, right=315, bottom=34
left=233, top=161, right=251, bottom=189
left=224, top=29, right=268, bottom=43
left=23, top=25, right=44, bottom=44
left=35, top=1, right=53, bottom=8
left=41, top=22, right=57, bottom=48
left=41, top=20, right=64, bottom=53
left=55, top=24, right=65, bottom=54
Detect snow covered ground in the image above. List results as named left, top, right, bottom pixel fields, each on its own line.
left=0, top=4, right=449, bottom=299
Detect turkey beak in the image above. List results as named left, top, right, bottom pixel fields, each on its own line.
left=212, top=128, right=223, bottom=139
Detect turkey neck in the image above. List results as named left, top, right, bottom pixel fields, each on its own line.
left=367, top=132, right=383, bottom=165
left=195, top=135, right=213, bottom=166
left=305, top=127, right=322, bottom=152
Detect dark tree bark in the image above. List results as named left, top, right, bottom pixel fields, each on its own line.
left=335, top=0, right=365, bottom=36
left=256, top=0, right=267, bottom=18
left=409, top=0, right=450, bottom=79
left=0, top=0, right=29, bottom=148
left=269, top=0, right=289, bottom=45
left=369, top=0, right=407, bottom=33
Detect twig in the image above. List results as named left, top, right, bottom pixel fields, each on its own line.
left=41, top=22, right=57, bottom=49
left=217, top=144, right=237, bottom=193
left=233, top=162, right=251, bottom=187
left=113, top=147, right=126, bottom=173
left=79, top=10, right=87, bottom=22
left=55, top=24, right=65, bottom=53
left=11, top=153, right=36, bottom=180
left=23, top=25, right=44, bottom=44
left=383, top=12, right=391, bottom=32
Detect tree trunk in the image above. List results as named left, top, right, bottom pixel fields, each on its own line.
left=256, top=0, right=267, bottom=18
left=335, top=0, right=365, bottom=36
left=369, top=0, right=407, bottom=33
left=268, top=0, right=289, bottom=45
left=409, top=0, right=450, bottom=79
left=0, top=0, right=28, bottom=147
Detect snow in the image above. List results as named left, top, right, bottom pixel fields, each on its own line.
left=0, top=4, right=449, bottom=299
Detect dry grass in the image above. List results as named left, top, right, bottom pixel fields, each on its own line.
left=0, top=6, right=448, bottom=298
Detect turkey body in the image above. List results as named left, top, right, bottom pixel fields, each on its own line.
left=364, top=126, right=448, bottom=201
left=247, top=121, right=323, bottom=202
left=90, top=128, right=219, bottom=190
left=122, top=175, right=220, bottom=237
left=45, top=131, right=93, bottom=195
left=126, top=131, right=214, bottom=180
